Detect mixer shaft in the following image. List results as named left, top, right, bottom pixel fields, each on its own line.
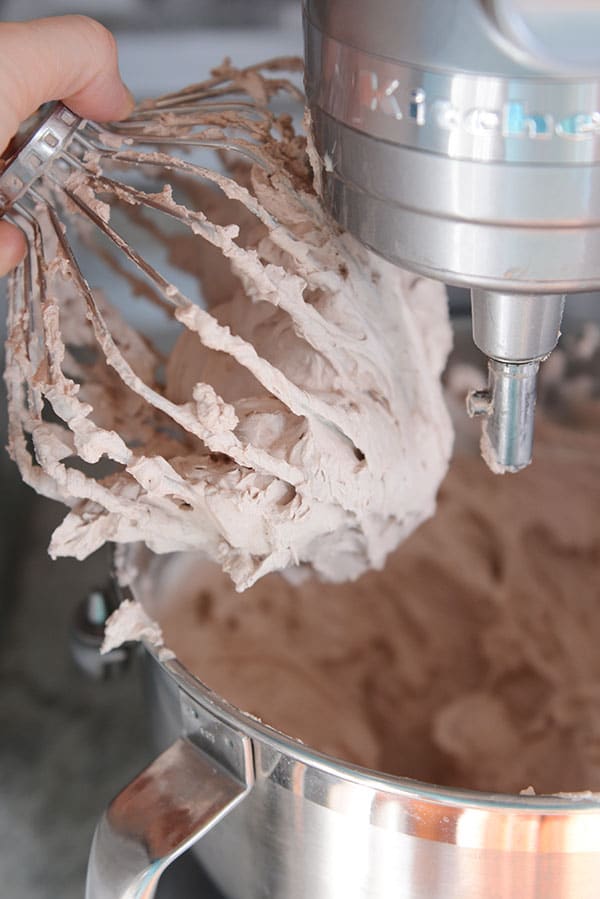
left=468, top=290, right=565, bottom=471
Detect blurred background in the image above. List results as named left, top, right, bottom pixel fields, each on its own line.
left=0, top=2, right=301, bottom=898
left=0, top=0, right=300, bottom=30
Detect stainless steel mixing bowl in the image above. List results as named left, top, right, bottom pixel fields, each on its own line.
left=85, top=543, right=600, bottom=899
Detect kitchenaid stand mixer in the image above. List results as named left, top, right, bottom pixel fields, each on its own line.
left=0, top=5, right=598, bottom=898
left=304, top=0, right=600, bottom=472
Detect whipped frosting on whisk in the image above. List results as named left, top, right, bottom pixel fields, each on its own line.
left=5, top=60, right=453, bottom=589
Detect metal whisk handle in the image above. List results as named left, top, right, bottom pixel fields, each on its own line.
left=0, top=102, right=82, bottom=214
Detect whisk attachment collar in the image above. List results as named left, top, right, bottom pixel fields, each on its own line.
left=0, top=102, right=82, bottom=213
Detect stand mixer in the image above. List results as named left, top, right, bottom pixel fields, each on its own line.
left=303, top=0, right=600, bottom=472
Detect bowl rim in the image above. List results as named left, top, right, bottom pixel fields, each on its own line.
left=116, top=566, right=600, bottom=820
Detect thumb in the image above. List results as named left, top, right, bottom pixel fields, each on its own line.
left=0, top=15, right=134, bottom=275
left=0, top=15, right=134, bottom=156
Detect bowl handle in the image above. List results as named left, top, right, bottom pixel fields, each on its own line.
left=85, top=735, right=253, bottom=898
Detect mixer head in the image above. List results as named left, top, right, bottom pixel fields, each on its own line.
left=303, top=0, right=600, bottom=472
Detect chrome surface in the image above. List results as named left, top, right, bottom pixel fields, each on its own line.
left=483, top=0, right=600, bottom=74
left=86, top=731, right=253, bottom=899
left=309, top=114, right=600, bottom=293
left=305, top=31, right=600, bottom=165
left=303, top=0, right=600, bottom=472
left=471, top=291, right=565, bottom=363
left=86, top=551, right=600, bottom=899
left=148, top=642, right=600, bottom=898
left=468, top=359, right=539, bottom=471
left=467, top=290, right=565, bottom=468
left=0, top=104, right=82, bottom=211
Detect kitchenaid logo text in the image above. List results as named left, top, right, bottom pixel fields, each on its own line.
left=356, top=70, right=600, bottom=141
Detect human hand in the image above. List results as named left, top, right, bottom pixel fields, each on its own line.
left=0, top=15, right=134, bottom=276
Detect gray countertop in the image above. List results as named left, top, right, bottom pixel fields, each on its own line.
left=0, top=453, right=148, bottom=897
left=0, top=409, right=222, bottom=897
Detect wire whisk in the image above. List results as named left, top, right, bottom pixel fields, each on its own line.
left=2, top=57, right=452, bottom=590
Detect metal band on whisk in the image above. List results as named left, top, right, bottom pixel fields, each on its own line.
left=0, top=103, right=82, bottom=213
